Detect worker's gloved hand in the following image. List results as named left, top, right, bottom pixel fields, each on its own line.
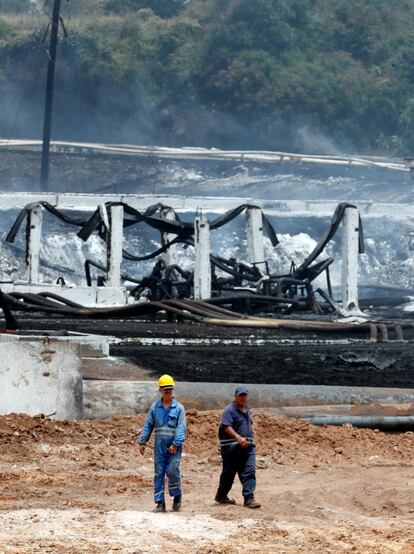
left=168, top=444, right=178, bottom=455
left=237, top=436, right=249, bottom=448
left=139, top=444, right=146, bottom=456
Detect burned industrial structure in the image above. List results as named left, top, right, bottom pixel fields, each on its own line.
left=0, top=187, right=412, bottom=395
left=0, top=132, right=413, bottom=426
left=3, top=198, right=362, bottom=314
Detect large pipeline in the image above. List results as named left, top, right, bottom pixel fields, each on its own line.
left=260, top=403, right=414, bottom=430
left=300, top=415, right=414, bottom=430
left=0, top=139, right=408, bottom=172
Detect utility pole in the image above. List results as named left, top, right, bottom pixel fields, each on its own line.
left=40, top=0, right=62, bottom=189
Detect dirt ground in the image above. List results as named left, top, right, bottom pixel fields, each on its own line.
left=0, top=411, right=414, bottom=553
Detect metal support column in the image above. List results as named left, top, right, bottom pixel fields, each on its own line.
left=27, top=206, right=43, bottom=283
left=107, top=205, right=124, bottom=288
left=194, top=215, right=211, bottom=299
left=246, top=208, right=265, bottom=264
left=341, top=207, right=359, bottom=311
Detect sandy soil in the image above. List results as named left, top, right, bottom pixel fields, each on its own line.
left=0, top=411, right=414, bottom=553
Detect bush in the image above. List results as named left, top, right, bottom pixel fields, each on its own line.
left=0, top=0, right=31, bottom=13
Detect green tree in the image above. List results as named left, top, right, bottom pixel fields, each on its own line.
left=104, top=0, right=187, bottom=18
left=2, top=0, right=414, bottom=152
left=0, top=0, right=31, bottom=13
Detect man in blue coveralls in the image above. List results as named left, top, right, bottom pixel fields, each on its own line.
left=214, top=385, right=261, bottom=508
left=138, top=374, right=186, bottom=513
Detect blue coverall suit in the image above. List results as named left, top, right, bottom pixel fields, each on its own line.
left=139, top=398, right=186, bottom=503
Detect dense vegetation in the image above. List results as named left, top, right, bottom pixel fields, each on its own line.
left=1, top=0, right=414, bottom=154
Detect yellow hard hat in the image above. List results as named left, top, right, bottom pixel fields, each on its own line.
left=158, top=374, right=175, bottom=388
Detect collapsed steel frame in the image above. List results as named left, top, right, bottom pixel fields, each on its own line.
left=0, top=199, right=366, bottom=316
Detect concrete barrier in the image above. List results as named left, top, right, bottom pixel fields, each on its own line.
left=0, top=341, right=82, bottom=419
left=0, top=331, right=116, bottom=357
left=82, top=380, right=414, bottom=419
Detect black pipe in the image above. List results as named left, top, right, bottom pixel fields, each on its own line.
left=314, top=288, right=338, bottom=313
left=190, top=299, right=247, bottom=319
left=166, top=299, right=236, bottom=320
left=0, top=290, right=19, bottom=330
left=206, top=295, right=300, bottom=307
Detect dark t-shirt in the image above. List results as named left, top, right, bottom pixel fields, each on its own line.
left=218, top=402, right=254, bottom=446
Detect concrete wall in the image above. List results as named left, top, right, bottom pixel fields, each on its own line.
left=0, top=341, right=82, bottom=419
left=0, top=192, right=412, bottom=219
left=0, top=331, right=114, bottom=357
left=83, top=380, right=414, bottom=419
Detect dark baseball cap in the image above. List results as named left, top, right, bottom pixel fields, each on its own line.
left=235, top=385, right=249, bottom=396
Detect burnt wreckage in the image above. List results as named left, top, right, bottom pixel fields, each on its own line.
left=3, top=200, right=364, bottom=316
left=0, top=197, right=413, bottom=390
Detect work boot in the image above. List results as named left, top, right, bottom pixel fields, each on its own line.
left=153, top=501, right=166, bottom=513
left=214, top=492, right=236, bottom=505
left=244, top=495, right=261, bottom=509
left=172, top=494, right=182, bottom=512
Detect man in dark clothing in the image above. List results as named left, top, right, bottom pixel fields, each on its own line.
left=215, top=386, right=261, bottom=509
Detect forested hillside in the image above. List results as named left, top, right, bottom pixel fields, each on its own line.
left=1, top=0, right=414, bottom=154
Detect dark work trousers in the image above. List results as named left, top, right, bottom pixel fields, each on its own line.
left=218, top=444, right=256, bottom=498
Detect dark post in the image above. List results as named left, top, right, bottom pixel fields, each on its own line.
left=40, top=0, right=62, bottom=189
